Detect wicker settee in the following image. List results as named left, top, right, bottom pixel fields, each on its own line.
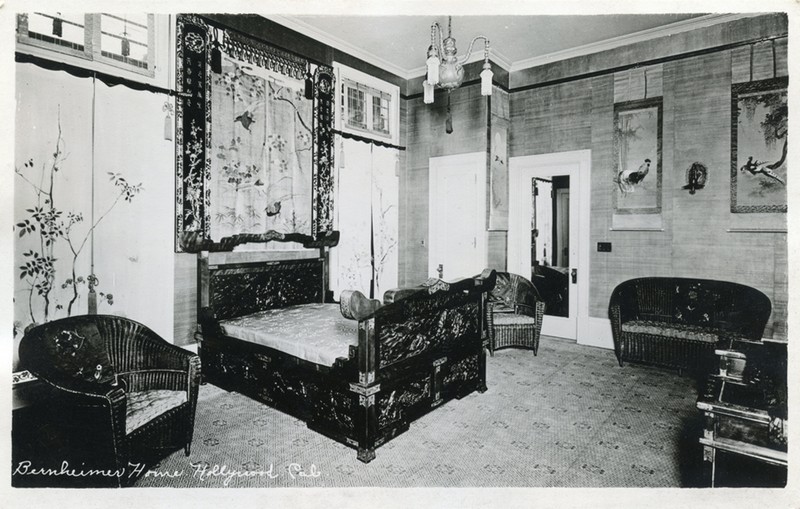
left=18, top=315, right=201, bottom=487
left=608, top=278, right=771, bottom=373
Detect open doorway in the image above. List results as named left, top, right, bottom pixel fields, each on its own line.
left=531, top=176, right=570, bottom=319
left=509, top=150, right=591, bottom=342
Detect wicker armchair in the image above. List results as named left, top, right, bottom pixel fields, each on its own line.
left=486, top=272, right=546, bottom=355
left=18, top=315, right=201, bottom=487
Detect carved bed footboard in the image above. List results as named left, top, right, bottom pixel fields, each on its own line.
left=343, top=269, right=496, bottom=461
left=197, top=240, right=494, bottom=463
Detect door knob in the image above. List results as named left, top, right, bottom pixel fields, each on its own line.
left=437, top=264, right=444, bottom=279
left=571, top=268, right=577, bottom=284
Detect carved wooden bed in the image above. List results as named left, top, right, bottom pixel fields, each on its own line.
left=196, top=233, right=495, bottom=462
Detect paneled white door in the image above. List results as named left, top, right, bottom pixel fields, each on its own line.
left=428, top=152, right=487, bottom=281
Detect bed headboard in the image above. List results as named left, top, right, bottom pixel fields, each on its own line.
left=197, top=231, right=338, bottom=322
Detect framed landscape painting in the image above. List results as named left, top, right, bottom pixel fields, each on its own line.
left=612, top=97, right=663, bottom=215
left=731, top=77, right=788, bottom=213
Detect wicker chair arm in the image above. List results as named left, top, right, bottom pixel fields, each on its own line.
left=187, top=354, right=202, bottom=403
left=36, top=377, right=128, bottom=470
left=534, top=301, right=545, bottom=321
left=34, top=376, right=128, bottom=437
left=125, top=328, right=198, bottom=372
left=117, top=349, right=200, bottom=393
left=608, top=303, right=625, bottom=364
left=485, top=302, right=496, bottom=342
left=37, top=375, right=126, bottom=402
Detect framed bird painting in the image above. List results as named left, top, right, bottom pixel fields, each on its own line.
left=731, top=77, right=788, bottom=213
left=612, top=97, right=663, bottom=215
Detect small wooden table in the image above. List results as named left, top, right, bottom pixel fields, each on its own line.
left=697, top=339, right=787, bottom=487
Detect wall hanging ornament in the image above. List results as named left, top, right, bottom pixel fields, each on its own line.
left=52, top=14, right=63, bottom=37
left=162, top=100, right=174, bottom=141
left=121, top=17, right=131, bottom=57
left=304, top=62, right=314, bottom=100
left=683, top=162, right=708, bottom=194
left=210, top=27, right=222, bottom=74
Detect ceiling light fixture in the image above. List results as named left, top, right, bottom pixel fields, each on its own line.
left=423, top=16, right=493, bottom=105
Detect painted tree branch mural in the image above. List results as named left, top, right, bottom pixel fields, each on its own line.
left=372, top=187, right=398, bottom=297
left=15, top=113, right=142, bottom=330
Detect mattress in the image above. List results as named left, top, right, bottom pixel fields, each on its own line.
left=219, top=303, right=359, bottom=367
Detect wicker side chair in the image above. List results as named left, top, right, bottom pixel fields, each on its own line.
left=18, top=315, right=201, bottom=487
left=486, top=272, right=546, bottom=355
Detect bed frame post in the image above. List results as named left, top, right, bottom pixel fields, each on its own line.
left=354, top=317, right=378, bottom=462
left=319, top=247, right=329, bottom=303
left=477, top=290, right=489, bottom=393
left=197, top=251, right=210, bottom=339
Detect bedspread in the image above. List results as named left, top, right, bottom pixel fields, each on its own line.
left=220, top=303, right=358, bottom=367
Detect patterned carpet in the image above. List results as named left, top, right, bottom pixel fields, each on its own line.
left=135, top=336, right=706, bottom=488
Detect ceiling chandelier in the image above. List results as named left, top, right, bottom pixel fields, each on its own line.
left=423, top=16, right=493, bottom=104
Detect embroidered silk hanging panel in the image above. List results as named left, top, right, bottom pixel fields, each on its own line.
left=209, top=58, right=312, bottom=240
left=175, top=15, right=211, bottom=251
left=175, top=15, right=334, bottom=252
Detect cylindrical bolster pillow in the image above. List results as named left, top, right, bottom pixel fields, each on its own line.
left=340, top=290, right=382, bottom=320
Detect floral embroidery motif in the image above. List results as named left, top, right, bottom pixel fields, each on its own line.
left=185, top=32, right=205, bottom=53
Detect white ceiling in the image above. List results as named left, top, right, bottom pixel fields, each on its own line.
left=269, top=13, right=730, bottom=78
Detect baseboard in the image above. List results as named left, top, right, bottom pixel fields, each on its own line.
left=580, top=317, right=614, bottom=350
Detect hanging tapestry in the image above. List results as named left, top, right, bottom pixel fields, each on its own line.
left=175, top=15, right=211, bottom=251
left=209, top=58, right=312, bottom=240
left=731, top=77, right=788, bottom=213
left=175, top=15, right=335, bottom=252
left=612, top=97, right=663, bottom=216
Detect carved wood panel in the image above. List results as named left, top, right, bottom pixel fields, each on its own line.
left=208, top=259, right=323, bottom=320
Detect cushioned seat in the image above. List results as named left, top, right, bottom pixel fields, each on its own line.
left=126, top=390, right=188, bottom=435
left=493, top=313, right=539, bottom=326
left=621, top=320, right=725, bottom=344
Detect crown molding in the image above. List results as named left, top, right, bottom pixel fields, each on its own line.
left=509, top=13, right=764, bottom=72
left=268, top=13, right=768, bottom=81
left=266, top=14, right=411, bottom=79
left=272, top=14, right=512, bottom=80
